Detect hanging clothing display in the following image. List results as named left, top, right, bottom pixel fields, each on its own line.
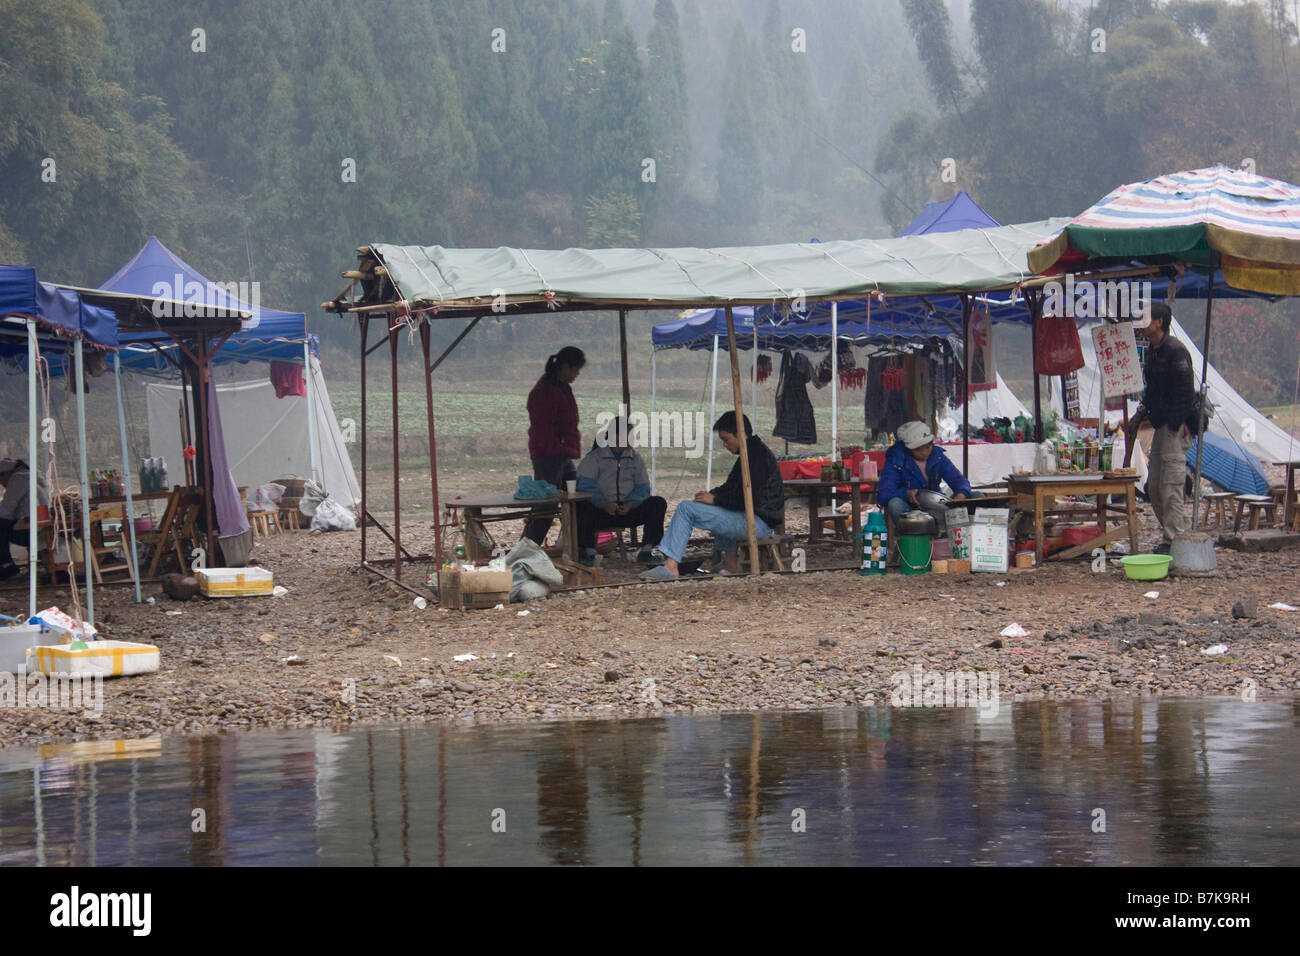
left=863, top=339, right=961, bottom=440
left=967, top=309, right=997, bottom=394
left=774, top=349, right=817, bottom=444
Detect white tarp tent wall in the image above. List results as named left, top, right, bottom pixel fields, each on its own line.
left=146, top=356, right=360, bottom=508
left=1050, top=317, right=1298, bottom=469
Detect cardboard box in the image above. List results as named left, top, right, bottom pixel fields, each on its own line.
left=196, top=567, right=274, bottom=597
left=948, top=559, right=971, bottom=574
left=438, top=568, right=512, bottom=610
left=970, top=508, right=1010, bottom=574
left=931, top=559, right=949, bottom=574
left=1014, top=551, right=1035, bottom=568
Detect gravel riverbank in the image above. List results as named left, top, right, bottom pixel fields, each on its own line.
left=2, top=501, right=1298, bottom=748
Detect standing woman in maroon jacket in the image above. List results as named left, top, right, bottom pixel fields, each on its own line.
left=523, top=346, right=586, bottom=544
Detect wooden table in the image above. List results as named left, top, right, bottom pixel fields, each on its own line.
left=1005, top=474, right=1140, bottom=565
left=445, top=491, right=591, bottom=564
left=1272, top=460, right=1300, bottom=530
left=782, top=478, right=877, bottom=542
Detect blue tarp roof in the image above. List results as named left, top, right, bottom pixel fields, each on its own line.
left=1, top=264, right=118, bottom=349
left=101, top=237, right=317, bottom=371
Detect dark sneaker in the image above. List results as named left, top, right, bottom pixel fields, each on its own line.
left=636, top=550, right=662, bottom=566
left=579, top=554, right=597, bottom=567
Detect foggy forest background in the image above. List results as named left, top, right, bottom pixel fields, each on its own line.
left=3, top=0, right=1300, bottom=407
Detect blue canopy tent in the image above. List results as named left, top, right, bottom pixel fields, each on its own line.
left=1, top=265, right=136, bottom=619
left=92, top=237, right=324, bottom=492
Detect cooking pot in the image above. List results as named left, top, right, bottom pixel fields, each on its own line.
left=895, top=510, right=938, bottom=536
left=914, top=490, right=951, bottom=511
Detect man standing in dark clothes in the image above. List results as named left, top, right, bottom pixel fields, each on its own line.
left=641, top=411, right=784, bottom=580
left=1126, top=303, right=1197, bottom=551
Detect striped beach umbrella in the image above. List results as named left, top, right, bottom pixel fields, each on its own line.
left=1028, top=165, right=1300, bottom=294
left=1029, top=166, right=1300, bottom=528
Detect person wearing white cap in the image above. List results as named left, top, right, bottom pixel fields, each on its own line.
left=1125, top=301, right=1197, bottom=552
left=877, top=421, right=978, bottom=524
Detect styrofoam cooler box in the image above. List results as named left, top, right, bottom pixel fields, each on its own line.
left=970, top=508, right=1010, bottom=574
left=196, top=567, right=274, bottom=597
left=28, top=640, right=161, bottom=678
left=0, top=624, right=64, bottom=674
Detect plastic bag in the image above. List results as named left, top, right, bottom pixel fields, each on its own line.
left=1034, top=315, right=1085, bottom=375
left=298, top=479, right=326, bottom=518
left=251, top=482, right=286, bottom=512
left=504, top=536, right=563, bottom=602
left=310, top=497, right=357, bottom=532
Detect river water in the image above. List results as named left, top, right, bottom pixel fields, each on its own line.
left=0, top=698, right=1296, bottom=866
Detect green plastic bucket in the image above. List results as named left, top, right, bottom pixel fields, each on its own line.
left=898, top=534, right=932, bottom=575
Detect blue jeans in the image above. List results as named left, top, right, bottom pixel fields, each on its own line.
left=658, top=501, right=773, bottom=562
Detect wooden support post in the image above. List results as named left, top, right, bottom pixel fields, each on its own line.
left=1029, top=290, right=1044, bottom=443
left=420, top=320, right=444, bottom=562
left=724, top=307, right=759, bottom=566
left=360, top=314, right=369, bottom=566
left=961, top=294, right=972, bottom=477
left=619, top=309, right=631, bottom=414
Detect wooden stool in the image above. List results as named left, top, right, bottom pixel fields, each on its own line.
left=279, top=507, right=301, bottom=531
left=614, top=526, right=640, bottom=558
left=1201, top=492, right=1236, bottom=528
left=736, top=538, right=785, bottom=572
left=250, top=510, right=281, bottom=537
left=818, top=507, right=850, bottom=540
left=1232, top=494, right=1276, bottom=533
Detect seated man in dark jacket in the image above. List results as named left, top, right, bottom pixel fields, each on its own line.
left=878, top=420, right=978, bottom=523
left=641, top=411, right=784, bottom=580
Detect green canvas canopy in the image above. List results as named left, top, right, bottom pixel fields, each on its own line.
left=358, top=218, right=1072, bottom=316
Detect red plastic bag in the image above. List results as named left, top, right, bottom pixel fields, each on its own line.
left=1035, top=315, right=1085, bottom=375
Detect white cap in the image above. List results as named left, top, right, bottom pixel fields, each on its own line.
left=897, top=421, right=935, bottom=450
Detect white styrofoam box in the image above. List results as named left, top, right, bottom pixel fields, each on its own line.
left=970, top=508, right=1010, bottom=574
left=196, top=567, right=274, bottom=597
left=28, top=641, right=160, bottom=678
left=0, top=624, right=63, bottom=674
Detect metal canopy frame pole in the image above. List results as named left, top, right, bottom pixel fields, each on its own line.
left=831, top=301, right=839, bottom=460
left=27, top=320, right=38, bottom=618
left=73, top=339, right=94, bottom=624
left=707, top=334, right=720, bottom=487
left=113, top=351, right=142, bottom=603
left=724, top=306, right=759, bottom=563
left=1190, top=262, right=1215, bottom=528
left=304, top=340, right=320, bottom=486
left=389, top=321, right=401, bottom=581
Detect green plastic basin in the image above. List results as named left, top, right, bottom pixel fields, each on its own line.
left=1121, top=554, right=1172, bottom=581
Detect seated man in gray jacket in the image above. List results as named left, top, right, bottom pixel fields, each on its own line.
left=575, top=418, right=666, bottom=566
